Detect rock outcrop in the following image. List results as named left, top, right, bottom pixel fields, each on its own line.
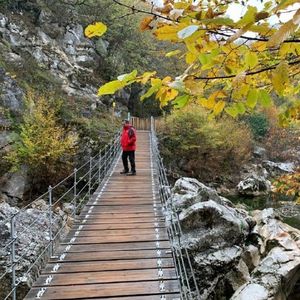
left=0, top=9, right=101, bottom=104
left=0, top=200, right=70, bottom=299
left=170, top=177, right=300, bottom=300
left=237, top=164, right=272, bottom=196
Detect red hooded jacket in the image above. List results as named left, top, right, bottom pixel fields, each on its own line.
left=121, top=125, right=136, bottom=151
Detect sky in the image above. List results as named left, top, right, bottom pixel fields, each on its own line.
left=151, top=0, right=299, bottom=24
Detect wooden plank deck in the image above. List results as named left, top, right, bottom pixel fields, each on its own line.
left=24, top=131, right=181, bottom=300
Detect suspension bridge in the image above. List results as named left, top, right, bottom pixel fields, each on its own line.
left=1, top=118, right=200, bottom=300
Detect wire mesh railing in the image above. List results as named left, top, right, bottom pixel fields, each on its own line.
left=150, top=117, right=200, bottom=300
left=0, top=132, right=121, bottom=300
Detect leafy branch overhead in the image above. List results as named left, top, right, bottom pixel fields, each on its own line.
left=87, top=0, right=300, bottom=123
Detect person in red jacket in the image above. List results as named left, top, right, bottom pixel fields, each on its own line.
left=120, top=120, right=137, bottom=175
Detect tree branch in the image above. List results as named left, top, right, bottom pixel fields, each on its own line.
left=208, top=30, right=300, bottom=43
left=111, top=0, right=176, bottom=23
left=193, top=59, right=300, bottom=80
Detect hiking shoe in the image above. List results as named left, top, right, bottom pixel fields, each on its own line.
left=126, top=171, right=136, bottom=176
left=120, top=170, right=129, bottom=174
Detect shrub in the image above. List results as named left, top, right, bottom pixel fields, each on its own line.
left=261, top=107, right=300, bottom=162
left=5, top=91, right=78, bottom=186
left=158, top=105, right=253, bottom=184
left=273, top=170, right=300, bottom=204
left=243, top=113, right=269, bottom=139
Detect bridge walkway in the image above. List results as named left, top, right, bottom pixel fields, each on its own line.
left=24, top=131, right=181, bottom=299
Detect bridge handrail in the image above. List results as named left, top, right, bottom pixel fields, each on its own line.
left=0, top=131, right=122, bottom=300
left=150, top=116, right=200, bottom=300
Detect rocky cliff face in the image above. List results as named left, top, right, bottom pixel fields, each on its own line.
left=0, top=0, right=123, bottom=204
left=0, top=4, right=103, bottom=107
left=171, top=177, right=300, bottom=300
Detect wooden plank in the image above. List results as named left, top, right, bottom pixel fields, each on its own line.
left=33, top=268, right=178, bottom=287
left=91, top=295, right=181, bottom=300
left=65, top=228, right=168, bottom=238
left=61, top=234, right=168, bottom=244
left=42, top=258, right=175, bottom=274
left=74, top=217, right=165, bottom=224
left=25, top=280, right=180, bottom=299
left=80, top=206, right=162, bottom=214
left=50, top=249, right=172, bottom=263
left=71, top=222, right=166, bottom=231
left=78, top=211, right=164, bottom=220
left=56, top=241, right=171, bottom=253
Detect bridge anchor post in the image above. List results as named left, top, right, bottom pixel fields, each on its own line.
left=48, top=185, right=53, bottom=257
left=10, top=214, right=17, bottom=300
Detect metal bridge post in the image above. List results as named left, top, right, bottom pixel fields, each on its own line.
left=104, top=146, right=107, bottom=175
left=98, top=150, right=102, bottom=185
left=10, top=214, right=17, bottom=300
left=48, top=185, right=53, bottom=257
left=73, top=168, right=77, bottom=215
left=88, top=157, right=92, bottom=198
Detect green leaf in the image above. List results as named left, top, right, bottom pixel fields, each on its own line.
left=246, top=89, right=258, bottom=108
left=177, top=25, right=199, bottom=39
left=245, top=52, right=258, bottom=69
left=201, top=18, right=234, bottom=26
left=236, top=102, right=246, bottom=114
left=238, top=6, right=257, bottom=26
left=225, top=106, right=239, bottom=118
left=173, top=95, right=190, bottom=108
left=140, top=84, right=161, bottom=101
left=198, top=53, right=208, bottom=65
left=97, top=80, right=124, bottom=96
left=259, top=89, right=272, bottom=107
left=117, top=70, right=138, bottom=83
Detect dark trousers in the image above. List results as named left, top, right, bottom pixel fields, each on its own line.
left=122, top=151, right=136, bottom=172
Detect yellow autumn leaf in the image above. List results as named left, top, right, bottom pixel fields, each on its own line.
left=268, top=9, right=300, bottom=48
left=140, top=16, right=154, bottom=32
left=138, top=71, right=157, bottom=84
left=165, top=50, right=181, bottom=57
left=154, top=24, right=185, bottom=41
left=84, top=22, right=107, bottom=38
left=213, top=100, right=226, bottom=115
left=271, top=61, right=289, bottom=95
left=199, top=97, right=215, bottom=109
left=184, top=78, right=203, bottom=95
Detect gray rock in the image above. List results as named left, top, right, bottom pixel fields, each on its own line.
left=0, top=13, right=8, bottom=28
left=177, top=200, right=250, bottom=252
left=237, top=165, right=272, bottom=196
left=169, top=177, right=300, bottom=299
left=0, top=166, right=28, bottom=201
left=262, top=160, right=295, bottom=175
left=0, top=201, right=67, bottom=299
left=253, top=146, right=267, bottom=159
left=0, top=68, right=24, bottom=115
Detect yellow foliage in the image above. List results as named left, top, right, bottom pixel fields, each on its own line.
left=274, top=170, right=300, bottom=203
left=5, top=92, right=77, bottom=184
left=84, top=22, right=107, bottom=38
left=86, top=1, right=300, bottom=120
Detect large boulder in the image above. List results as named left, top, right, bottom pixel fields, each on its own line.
left=237, top=164, right=272, bottom=196
left=231, top=209, right=300, bottom=300
left=0, top=167, right=29, bottom=206
left=169, top=177, right=300, bottom=300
